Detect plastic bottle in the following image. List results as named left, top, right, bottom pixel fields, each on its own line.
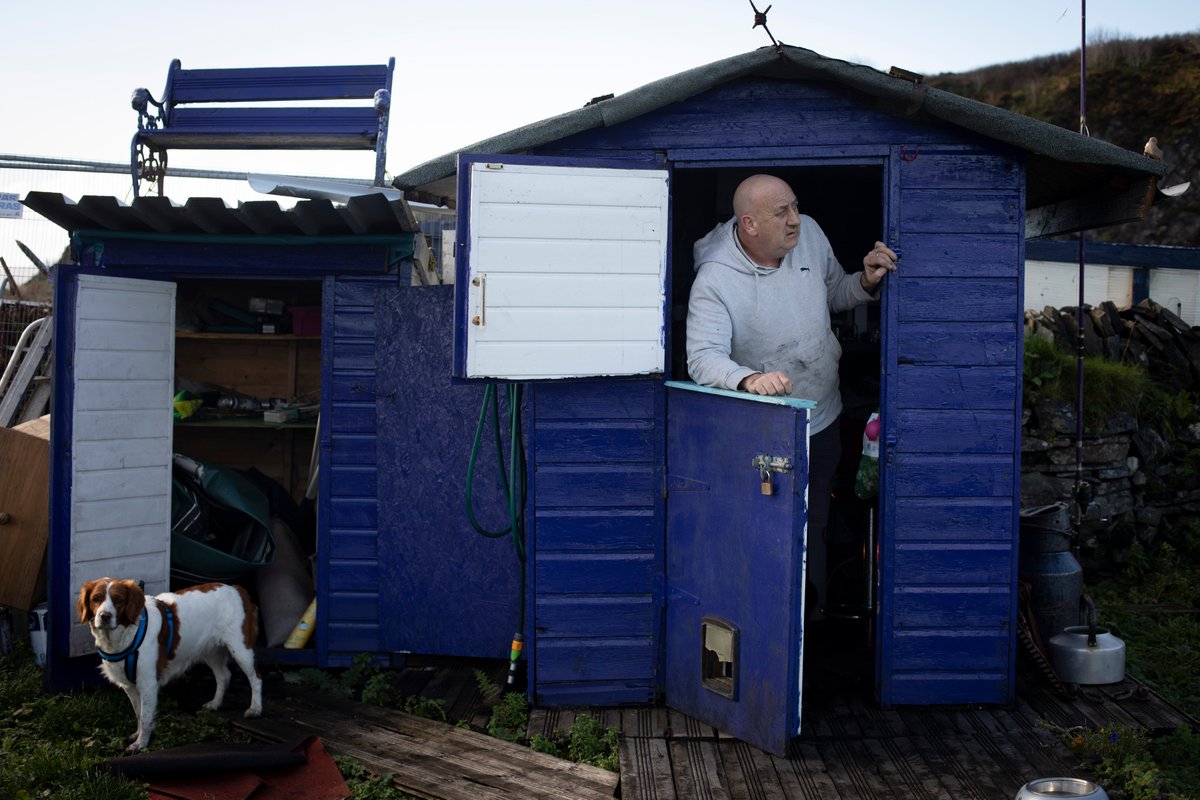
left=284, top=599, right=317, bottom=649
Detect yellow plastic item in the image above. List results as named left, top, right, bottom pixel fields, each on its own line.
left=284, top=599, right=317, bottom=649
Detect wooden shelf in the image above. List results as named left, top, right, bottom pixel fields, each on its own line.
left=175, top=331, right=320, bottom=342
left=175, top=417, right=317, bottom=430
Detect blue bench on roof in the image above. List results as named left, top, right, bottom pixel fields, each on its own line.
left=131, top=58, right=395, bottom=197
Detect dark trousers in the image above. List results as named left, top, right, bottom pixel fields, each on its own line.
left=807, top=419, right=842, bottom=538
left=806, top=419, right=842, bottom=614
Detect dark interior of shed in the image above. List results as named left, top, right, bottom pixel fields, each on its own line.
left=170, top=278, right=322, bottom=651
left=670, top=165, right=884, bottom=686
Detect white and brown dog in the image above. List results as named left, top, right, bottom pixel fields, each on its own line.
left=77, top=578, right=263, bottom=754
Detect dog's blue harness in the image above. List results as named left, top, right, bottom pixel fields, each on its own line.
left=96, top=602, right=176, bottom=683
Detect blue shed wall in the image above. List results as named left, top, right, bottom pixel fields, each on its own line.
left=320, top=273, right=392, bottom=664
left=529, top=379, right=664, bottom=705
left=884, top=149, right=1023, bottom=705
left=375, top=284, right=522, bottom=659
left=523, top=77, right=1024, bottom=706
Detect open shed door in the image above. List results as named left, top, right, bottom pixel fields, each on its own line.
left=665, top=382, right=811, bottom=756
left=61, top=274, right=175, bottom=657
left=455, top=157, right=669, bottom=380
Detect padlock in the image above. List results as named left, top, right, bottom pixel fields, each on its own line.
left=760, top=466, right=773, bottom=496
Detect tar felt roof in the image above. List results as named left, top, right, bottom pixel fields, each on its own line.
left=392, top=44, right=1170, bottom=235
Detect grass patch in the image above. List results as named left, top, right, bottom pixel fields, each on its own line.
left=0, top=638, right=254, bottom=798
left=1070, top=522, right=1200, bottom=798
left=0, top=643, right=423, bottom=798
left=1024, top=333, right=1158, bottom=430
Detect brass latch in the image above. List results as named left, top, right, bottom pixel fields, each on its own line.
left=751, top=455, right=793, bottom=496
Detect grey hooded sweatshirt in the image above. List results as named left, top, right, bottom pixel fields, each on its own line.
left=685, top=215, right=876, bottom=435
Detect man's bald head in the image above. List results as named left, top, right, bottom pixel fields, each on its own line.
left=732, top=174, right=801, bottom=267
left=733, top=174, right=793, bottom=218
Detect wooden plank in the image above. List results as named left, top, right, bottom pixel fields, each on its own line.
left=527, top=708, right=576, bottom=740
left=862, top=736, right=942, bottom=799
left=0, top=314, right=51, bottom=427
left=1026, top=176, right=1156, bottom=239
left=622, top=707, right=670, bottom=739
left=619, top=736, right=676, bottom=800
left=720, top=740, right=789, bottom=799
left=932, top=728, right=1018, bottom=799
left=903, top=734, right=990, bottom=800
left=668, top=709, right=717, bottom=740
left=0, top=424, right=50, bottom=610
left=283, top=687, right=617, bottom=787
left=897, top=277, right=1018, bottom=322
left=815, top=738, right=889, bottom=798
left=775, top=740, right=841, bottom=799
left=267, top=689, right=618, bottom=800
left=668, top=739, right=731, bottom=800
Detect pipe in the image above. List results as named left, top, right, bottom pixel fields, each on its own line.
left=0, top=316, right=45, bottom=399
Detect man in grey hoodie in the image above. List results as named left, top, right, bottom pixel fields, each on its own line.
left=686, top=174, right=897, bottom=607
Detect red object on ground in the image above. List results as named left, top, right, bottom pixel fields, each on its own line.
left=146, top=735, right=349, bottom=800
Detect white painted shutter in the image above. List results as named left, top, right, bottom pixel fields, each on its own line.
left=464, top=162, right=669, bottom=379
left=68, top=274, right=175, bottom=656
left=1148, top=268, right=1200, bottom=325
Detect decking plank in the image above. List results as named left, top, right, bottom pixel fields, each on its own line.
left=282, top=689, right=616, bottom=792
left=933, top=729, right=1020, bottom=798
left=718, top=740, right=789, bottom=799
left=619, top=736, right=677, bottom=800
left=903, top=733, right=990, bottom=800
left=668, top=708, right=717, bottom=740
left=622, top=706, right=670, bottom=738
left=259, top=684, right=618, bottom=800
left=668, top=738, right=731, bottom=800
left=815, top=737, right=889, bottom=798
left=777, top=740, right=842, bottom=799
left=864, top=736, right=944, bottom=799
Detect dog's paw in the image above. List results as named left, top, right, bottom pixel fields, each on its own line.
left=124, top=741, right=144, bottom=755
left=201, top=700, right=222, bottom=712
left=244, top=707, right=262, bottom=719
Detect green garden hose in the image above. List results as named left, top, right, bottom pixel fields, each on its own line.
left=465, top=382, right=527, bottom=683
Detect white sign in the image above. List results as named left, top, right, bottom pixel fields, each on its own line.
left=0, top=193, right=21, bottom=219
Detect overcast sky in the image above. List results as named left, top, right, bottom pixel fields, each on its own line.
left=4, top=0, right=1197, bottom=180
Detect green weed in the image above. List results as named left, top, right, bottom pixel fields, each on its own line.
left=486, top=691, right=529, bottom=742
left=335, top=756, right=421, bottom=800
left=567, top=715, right=620, bottom=772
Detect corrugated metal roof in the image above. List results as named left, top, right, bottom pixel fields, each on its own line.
left=21, top=191, right=420, bottom=238
left=392, top=44, right=1168, bottom=207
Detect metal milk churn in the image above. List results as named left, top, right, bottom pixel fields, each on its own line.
left=1018, top=502, right=1084, bottom=641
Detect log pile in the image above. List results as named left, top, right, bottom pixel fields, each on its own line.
left=1026, top=299, right=1200, bottom=392
left=1022, top=299, right=1200, bottom=569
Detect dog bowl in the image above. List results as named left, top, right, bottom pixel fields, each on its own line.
left=1015, top=777, right=1108, bottom=799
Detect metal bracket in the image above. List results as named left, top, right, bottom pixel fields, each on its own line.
left=751, top=455, right=793, bottom=473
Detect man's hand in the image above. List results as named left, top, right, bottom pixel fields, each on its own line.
left=860, top=241, right=898, bottom=290
left=740, top=371, right=792, bottom=396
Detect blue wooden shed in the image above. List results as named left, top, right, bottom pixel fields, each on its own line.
left=389, top=45, right=1168, bottom=752
left=29, top=44, right=1168, bottom=756
left=26, top=191, right=529, bottom=694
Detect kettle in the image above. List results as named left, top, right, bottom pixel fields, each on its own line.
left=1048, top=595, right=1126, bottom=685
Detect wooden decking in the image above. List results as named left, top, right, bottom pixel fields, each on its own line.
left=586, top=674, right=1190, bottom=800
left=217, top=650, right=1194, bottom=800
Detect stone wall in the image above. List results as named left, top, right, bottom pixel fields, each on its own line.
left=1022, top=299, right=1200, bottom=567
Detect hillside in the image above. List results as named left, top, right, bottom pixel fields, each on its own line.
left=928, top=32, right=1200, bottom=246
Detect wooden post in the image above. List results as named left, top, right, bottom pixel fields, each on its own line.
left=0, top=257, right=23, bottom=302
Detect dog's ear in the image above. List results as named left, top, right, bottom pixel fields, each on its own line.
left=116, top=580, right=146, bottom=627
left=77, top=580, right=97, bottom=623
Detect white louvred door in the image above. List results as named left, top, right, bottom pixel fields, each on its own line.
left=460, top=159, right=669, bottom=380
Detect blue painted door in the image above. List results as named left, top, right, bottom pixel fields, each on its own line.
left=665, top=381, right=811, bottom=756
